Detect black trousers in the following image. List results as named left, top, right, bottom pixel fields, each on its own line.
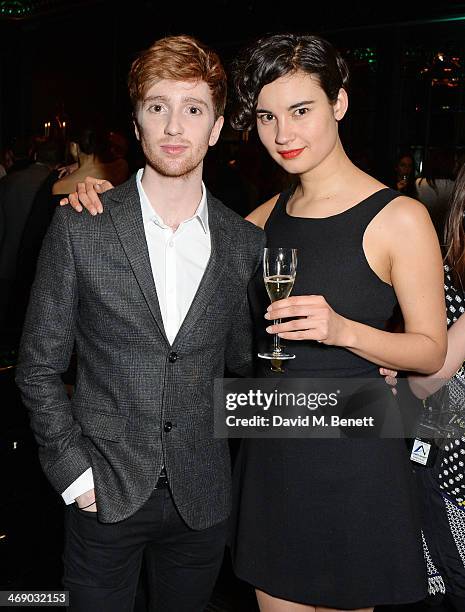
left=63, top=487, right=228, bottom=612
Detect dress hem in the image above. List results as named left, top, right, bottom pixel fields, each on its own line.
left=233, top=567, right=428, bottom=609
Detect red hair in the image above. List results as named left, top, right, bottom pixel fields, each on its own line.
left=128, top=35, right=227, bottom=118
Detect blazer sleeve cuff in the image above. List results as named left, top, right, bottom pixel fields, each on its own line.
left=42, top=441, right=93, bottom=496
left=61, top=467, right=95, bottom=505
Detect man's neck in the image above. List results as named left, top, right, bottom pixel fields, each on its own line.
left=141, top=164, right=204, bottom=231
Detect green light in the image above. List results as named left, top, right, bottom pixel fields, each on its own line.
left=435, top=15, right=465, bottom=23
left=0, top=0, right=37, bottom=17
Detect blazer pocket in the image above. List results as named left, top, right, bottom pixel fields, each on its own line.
left=78, top=412, right=128, bottom=442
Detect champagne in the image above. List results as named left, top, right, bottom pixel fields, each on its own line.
left=265, top=274, right=295, bottom=302
left=258, top=247, right=297, bottom=365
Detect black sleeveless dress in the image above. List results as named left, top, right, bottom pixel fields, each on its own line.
left=230, top=188, right=428, bottom=608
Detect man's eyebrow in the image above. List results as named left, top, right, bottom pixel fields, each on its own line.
left=143, top=95, right=168, bottom=103
left=182, top=96, right=209, bottom=108
left=256, top=100, right=315, bottom=114
left=142, top=95, right=209, bottom=108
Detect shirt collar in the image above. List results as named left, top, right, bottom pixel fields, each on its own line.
left=136, top=168, right=209, bottom=234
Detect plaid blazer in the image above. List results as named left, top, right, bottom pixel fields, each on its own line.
left=16, top=174, right=265, bottom=526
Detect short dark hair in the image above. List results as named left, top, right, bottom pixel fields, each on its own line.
left=69, top=123, right=107, bottom=158
left=230, top=33, right=349, bottom=131
left=10, top=135, right=32, bottom=159
left=35, top=140, right=64, bottom=166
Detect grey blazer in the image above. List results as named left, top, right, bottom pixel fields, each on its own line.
left=16, top=175, right=265, bottom=526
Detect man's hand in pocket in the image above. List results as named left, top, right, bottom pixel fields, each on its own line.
left=76, top=488, right=97, bottom=513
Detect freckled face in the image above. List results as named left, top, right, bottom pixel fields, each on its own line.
left=134, top=79, right=223, bottom=178
left=256, top=70, right=347, bottom=175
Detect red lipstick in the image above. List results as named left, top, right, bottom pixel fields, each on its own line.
left=278, top=148, right=305, bottom=159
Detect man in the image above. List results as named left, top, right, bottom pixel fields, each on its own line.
left=16, top=35, right=264, bottom=612
left=0, top=139, right=62, bottom=333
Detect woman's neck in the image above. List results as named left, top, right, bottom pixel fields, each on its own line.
left=286, top=140, right=383, bottom=218
left=297, top=143, right=356, bottom=202
left=77, top=153, right=98, bottom=170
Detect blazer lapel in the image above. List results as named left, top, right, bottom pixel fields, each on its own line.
left=108, top=179, right=168, bottom=343
left=173, top=192, right=231, bottom=346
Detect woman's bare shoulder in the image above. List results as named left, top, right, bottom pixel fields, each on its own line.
left=52, top=165, right=110, bottom=194
left=382, top=193, right=431, bottom=223
left=356, top=173, right=429, bottom=225
left=52, top=175, right=75, bottom=195
left=245, top=194, right=280, bottom=229
left=371, top=193, right=438, bottom=254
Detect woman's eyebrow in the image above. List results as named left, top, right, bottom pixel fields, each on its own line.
left=256, top=100, right=315, bottom=113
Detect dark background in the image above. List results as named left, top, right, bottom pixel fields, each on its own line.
left=1, top=0, right=465, bottom=194
left=1, top=2, right=465, bottom=610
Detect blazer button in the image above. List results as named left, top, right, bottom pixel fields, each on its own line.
left=168, top=352, right=178, bottom=363
left=164, top=422, right=173, bottom=433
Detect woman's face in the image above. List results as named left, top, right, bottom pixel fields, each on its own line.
left=255, top=70, right=347, bottom=175
left=396, top=156, right=413, bottom=179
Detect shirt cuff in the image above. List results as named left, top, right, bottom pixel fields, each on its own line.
left=61, top=468, right=95, bottom=505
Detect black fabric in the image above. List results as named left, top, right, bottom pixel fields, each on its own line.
left=8, top=179, right=61, bottom=337
left=0, top=162, right=51, bottom=329
left=447, top=592, right=465, bottom=611
left=418, top=468, right=465, bottom=597
left=230, top=188, right=427, bottom=607
left=252, top=186, right=399, bottom=378
left=63, top=487, right=228, bottom=612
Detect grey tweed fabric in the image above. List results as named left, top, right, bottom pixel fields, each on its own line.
left=16, top=174, right=265, bottom=526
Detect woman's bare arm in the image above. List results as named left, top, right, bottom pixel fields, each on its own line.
left=245, top=194, right=279, bottom=228
left=409, top=314, right=465, bottom=398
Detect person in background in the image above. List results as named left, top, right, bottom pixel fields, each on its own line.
left=107, top=128, right=131, bottom=182
left=11, top=141, right=65, bottom=337
left=52, top=123, right=128, bottom=197
left=391, top=150, right=417, bottom=197
left=0, top=139, right=62, bottom=333
left=416, top=148, right=456, bottom=240
left=3, top=135, right=33, bottom=175
left=409, top=160, right=465, bottom=612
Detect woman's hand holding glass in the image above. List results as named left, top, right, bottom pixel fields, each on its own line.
left=265, top=295, right=398, bottom=390
left=265, top=294, right=350, bottom=345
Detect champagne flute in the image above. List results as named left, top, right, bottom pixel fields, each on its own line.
left=258, top=247, right=297, bottom=367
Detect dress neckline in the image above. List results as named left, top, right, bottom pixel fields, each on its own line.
left=284, top=187, right=392, bottom=221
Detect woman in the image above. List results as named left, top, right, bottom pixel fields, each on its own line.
left=392, top=150, right=417, bottom=198
left=409, top=161, right=465, bottom=611
left=228, top=33, right=446, bottom=611
left=52, top=124, right=128, bottom=196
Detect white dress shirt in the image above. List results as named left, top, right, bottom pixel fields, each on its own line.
left=61, top=169, right=211, bottom=504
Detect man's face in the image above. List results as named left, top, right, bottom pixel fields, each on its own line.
left=134, top=79, right=224, bottom=178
